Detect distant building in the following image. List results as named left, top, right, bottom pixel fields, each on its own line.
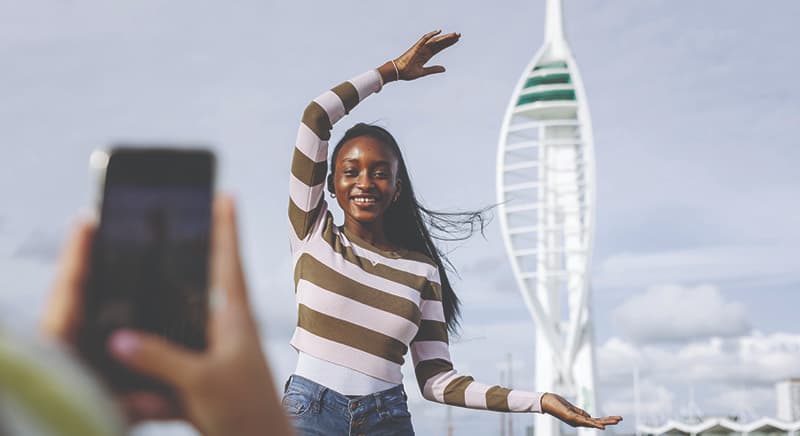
left=777, top=379, right=800, bottom=421
left=639, top=380, right=800, bottom=436
left=639, top=417, right=800, bottom=436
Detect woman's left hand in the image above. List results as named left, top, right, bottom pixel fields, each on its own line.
left=541, top=393, right=623, bottom=430
left=378, top=30, right=461, bottom=83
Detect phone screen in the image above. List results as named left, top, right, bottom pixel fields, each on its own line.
left=79, top=148, right=214, bottom=391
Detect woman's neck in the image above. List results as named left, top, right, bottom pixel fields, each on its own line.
left=343, top=219, right=392, bottom=250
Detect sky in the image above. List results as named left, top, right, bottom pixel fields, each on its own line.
left=1, top=1, right=799, bottom=435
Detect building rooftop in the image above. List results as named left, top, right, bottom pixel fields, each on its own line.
left=640, top=417, right=800, bottom=436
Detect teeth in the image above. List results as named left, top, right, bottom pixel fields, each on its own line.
left=353, top=197, right=377, bottom=204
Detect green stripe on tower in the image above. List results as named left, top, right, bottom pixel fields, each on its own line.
left=517, top=89, right=576, bottom=106
left=533, top=60, right=568, bottom=70
left=523, top=73, right=571, bottom=88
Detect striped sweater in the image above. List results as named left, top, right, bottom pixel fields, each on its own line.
left=288, top=69, right=543, bottom=413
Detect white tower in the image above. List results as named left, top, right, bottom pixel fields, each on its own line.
left=496, top=2, right=598, bottom=436
left=777, top=379, right=800, bottom=421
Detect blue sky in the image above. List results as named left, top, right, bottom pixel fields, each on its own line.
left=1, top=1, right=799, bottom=435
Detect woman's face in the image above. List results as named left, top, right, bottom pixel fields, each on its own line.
left=333, top=135, right=400, bottom=227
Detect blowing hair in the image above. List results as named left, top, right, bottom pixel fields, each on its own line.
left=328, top=123, right=491, bottom=335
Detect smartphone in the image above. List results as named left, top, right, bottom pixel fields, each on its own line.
left=78, top=147, right=215, bottom=392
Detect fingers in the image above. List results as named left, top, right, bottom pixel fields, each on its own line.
left=109, top=329, right=200, bottom=388
left=208, top=195, right=261, bottom=346
left=417, top=29, right=442, bottom=46
left=579, top=415, right=623, bottom=430
left=596, top=416, right=624, bottom=426
left=41, top=219, right=95, bottom=341
left=425, top=32, right=461, bottom=54
left=209, top=195, right=248, bottom=310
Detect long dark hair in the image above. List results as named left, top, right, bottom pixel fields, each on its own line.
left=328, top=123, right=491, bottom=335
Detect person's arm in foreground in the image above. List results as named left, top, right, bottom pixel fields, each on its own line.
left=42, top=196, right=293, bottom=436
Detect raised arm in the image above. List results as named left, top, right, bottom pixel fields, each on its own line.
left=288, top=30, right=461, bottom=243
left=288, top=70, right=383, bottom=241
left=412, top=281, right=622, bottom=429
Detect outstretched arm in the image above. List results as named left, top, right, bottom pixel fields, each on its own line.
left=412, top=278, right=622, bottom=429
left=411, top=285, right=543, bottom=413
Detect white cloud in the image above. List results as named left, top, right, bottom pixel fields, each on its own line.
left=613, top=284, right=751, bottom=343
left=597, top=332, right=800, bottom=427
left=602, top=379, right=676, bottom=427
left=703, top=386, right=773, bottom=421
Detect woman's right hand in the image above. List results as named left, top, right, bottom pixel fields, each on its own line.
left=378, top=30, right=461, bottom=83
left=541, top=393, right=623, bottom=430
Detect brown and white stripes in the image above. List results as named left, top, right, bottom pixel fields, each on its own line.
left=288, top=69, right=543, bottom=413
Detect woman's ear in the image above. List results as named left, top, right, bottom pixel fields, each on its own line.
left=327, top=173, right=335, bottom=195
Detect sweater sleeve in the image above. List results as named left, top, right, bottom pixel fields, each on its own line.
left=411, top=275, right=544, bottom=413
left=288, top=70, right=383, bottom=248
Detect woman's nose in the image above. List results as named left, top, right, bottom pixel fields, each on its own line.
left=356, top=171, right=373, bottom=187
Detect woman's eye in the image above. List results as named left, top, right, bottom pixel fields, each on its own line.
left=343, top=169, right=357, bottom=176
left=373, top=171, right=388, bottom=178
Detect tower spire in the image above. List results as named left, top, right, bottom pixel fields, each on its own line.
left=543, top=0, right=569, bottom=60
left=544, top=0, right=566, bottom=44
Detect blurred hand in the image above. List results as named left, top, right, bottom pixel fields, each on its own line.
left=41, top=215, right=94, bottom=345
left=42, top=196, right=293, bottom=436
left=378, top=30, right=460, bottom=82
left=541, top=393, right=622, bottom=430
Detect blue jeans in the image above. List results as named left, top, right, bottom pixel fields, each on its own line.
left=282, top=374, right=415, bottom=436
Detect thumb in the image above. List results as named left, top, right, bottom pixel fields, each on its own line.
left=421, top=65, right=445, bottom=77
left=210, top=195, right=249, bottom=310
left=109, top=329, right=200, bottom=387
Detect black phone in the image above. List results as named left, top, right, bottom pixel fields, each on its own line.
left=78, top=147, right=215, bottom=392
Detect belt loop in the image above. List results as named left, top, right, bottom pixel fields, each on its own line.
left=313, top=384, right=326, bottom=413
left=375, top=391, right=388, bottom=419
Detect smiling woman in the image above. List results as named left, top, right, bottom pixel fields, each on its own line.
left=284, top=30, right=622, bottom=436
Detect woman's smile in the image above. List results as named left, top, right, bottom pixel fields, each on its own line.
left=350, top=194, right=379, bottom=206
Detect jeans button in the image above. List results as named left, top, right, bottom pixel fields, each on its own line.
left=350, top=402, right=357, bottom=411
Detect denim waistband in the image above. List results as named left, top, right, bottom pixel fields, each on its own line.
left=285, top=374, right=407, bottom=416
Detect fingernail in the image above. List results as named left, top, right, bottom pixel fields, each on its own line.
left=110, top=330, right=140, bottom=356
